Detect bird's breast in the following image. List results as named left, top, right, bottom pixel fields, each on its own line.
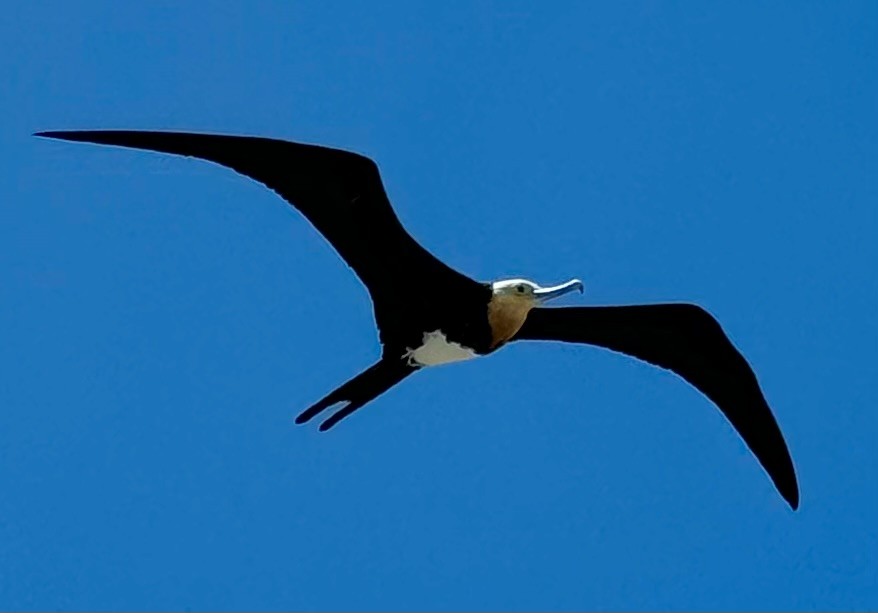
left=404, top=330, right=478, bottom=367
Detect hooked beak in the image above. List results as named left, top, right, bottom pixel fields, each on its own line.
left=534, top=279, right=585, bottom=303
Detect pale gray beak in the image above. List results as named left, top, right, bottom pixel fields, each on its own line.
left=534, top=279, right=584, bottom=303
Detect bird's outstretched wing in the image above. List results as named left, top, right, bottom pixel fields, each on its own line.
left=513, top=303, right=799, bottom=509
left=34, top=130, right=481, bottom=304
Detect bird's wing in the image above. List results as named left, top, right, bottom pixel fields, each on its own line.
left=35, top=130, right=482, bottom=301
left=513, top=303, right=799, bottom=509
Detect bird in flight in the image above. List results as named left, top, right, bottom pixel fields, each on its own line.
left=35, top=130, right=799, bottom=509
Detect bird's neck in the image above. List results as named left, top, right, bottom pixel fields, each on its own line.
left=487, top=294, right=534, bottom=348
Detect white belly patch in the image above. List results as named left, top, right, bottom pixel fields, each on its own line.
left=405, top=330, right=477, bottom=367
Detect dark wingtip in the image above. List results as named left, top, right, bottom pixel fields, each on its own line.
left=770, top=442, right=800, bottom=510
left=784, top=482, right=800, bottom=511
left=769, top=460, right=799, bottom=510
left=34, top=130, right=78, bottom=140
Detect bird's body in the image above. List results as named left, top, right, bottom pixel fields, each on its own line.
left=405, top=330, right=478, bottom=367
left=35, top=129, right=800, bottom=509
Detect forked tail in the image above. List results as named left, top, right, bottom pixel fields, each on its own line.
left=295, top=359, right=417, bottom=431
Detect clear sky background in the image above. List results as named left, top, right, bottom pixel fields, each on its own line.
left=2, top=2, right=876, bottom=610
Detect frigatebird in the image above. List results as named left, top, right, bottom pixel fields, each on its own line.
left=35, top=130, right=799, bottom=509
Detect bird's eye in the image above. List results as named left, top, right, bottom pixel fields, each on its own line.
left=516, top=285, right=526, bottom=293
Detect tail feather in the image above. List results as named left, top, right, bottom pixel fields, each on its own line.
left=295, top=359, right=416, bottom=430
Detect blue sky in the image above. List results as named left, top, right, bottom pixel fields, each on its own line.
left=2, top=2, right=876, bottom=610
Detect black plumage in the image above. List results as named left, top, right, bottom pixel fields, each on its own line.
left=35, top=129, right=799, bottom=509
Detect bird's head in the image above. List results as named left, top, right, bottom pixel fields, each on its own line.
left=490, top=278, right=584, bottom=306
left=486, top=277, right=584, bottom=348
